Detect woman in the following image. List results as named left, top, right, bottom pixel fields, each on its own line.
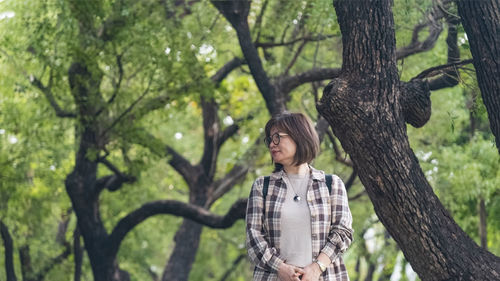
left=246, top=112, right=353, bottom=281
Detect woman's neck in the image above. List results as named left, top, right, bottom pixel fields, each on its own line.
left=283, top=163, right=309, bottom=175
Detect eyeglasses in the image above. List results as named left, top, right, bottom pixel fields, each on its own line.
left=264, top=133, right=289, bottom=147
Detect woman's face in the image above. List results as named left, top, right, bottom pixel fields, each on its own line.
left=268, top=127, right=297, bottom=167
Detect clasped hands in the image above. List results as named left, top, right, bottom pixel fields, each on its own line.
left=278, top=262, right=321, bottom=281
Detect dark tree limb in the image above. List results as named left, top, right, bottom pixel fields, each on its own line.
left=106, top=53, right=124, bottom=105
left=207, top=164, right=250, bottom=206
left=395, top=0, right=452, bottom=60
left=255, top=34, right=337, bottom=48
left=95, top=174, right=136, bottom=193
left=210, top=57, right=244, bottom=86
left=278, top=68, right=342, bottom=95
left=200, top=97, right=221, bottom=181
left=94, top=157, right=136, bottom=193
left=0, top=220, right=17, bottom=281
left=166, top=145, right=198, bottom=187
left=106, top=198, right=247, bottom=258
left=30, top=75, right=76, bottom=118
left=19, top=245, right=34, bottom=281
left=211, top=0, right=284, bottom=115
left=427, top=16, right=461, bottom=91
left=457, top=0, right=500, bottom=152
left=412, top=59, right=473, bottom=80
left=218, top=124, right=240, bottom=148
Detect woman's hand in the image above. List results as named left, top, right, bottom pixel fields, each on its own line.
left=298, top=262, right=322, bottom=281
left=278, top=263, right=304, bottom=281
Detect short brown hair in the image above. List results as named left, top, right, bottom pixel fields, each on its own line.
left=265, top=112, right=320, bottom=168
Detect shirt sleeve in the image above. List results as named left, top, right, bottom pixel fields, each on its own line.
left=246, top=177, right=285, bottom=272
left=320, top=175, right=354, bottom=262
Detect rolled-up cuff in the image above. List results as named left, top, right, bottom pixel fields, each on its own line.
left=320, top=241, right=338, bottom=262
left=268, top=254, right=285, bottom=272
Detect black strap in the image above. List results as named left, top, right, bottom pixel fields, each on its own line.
left=325, top=174, right=333, bottom=194
left=263, top=176, right=270, bottom=198
left=262, top=174, right=333, bottom=198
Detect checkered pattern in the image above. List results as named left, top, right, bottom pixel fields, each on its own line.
left=246, top=166, right=353, bottom=281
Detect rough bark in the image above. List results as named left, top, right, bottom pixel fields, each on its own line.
left=457, top=0, right=500, bottom=153
left=317, top=0, right=500, bottom=280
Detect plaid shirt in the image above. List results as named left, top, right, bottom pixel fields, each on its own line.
left=246, top=166, right=353, bottom=281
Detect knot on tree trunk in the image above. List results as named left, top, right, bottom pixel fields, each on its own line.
left=400, top=80, right=431, bottom=128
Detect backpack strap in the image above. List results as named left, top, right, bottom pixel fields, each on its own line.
left=325, top=174, right=333, bottom=194
left=263, top=176, right=270, bottom=198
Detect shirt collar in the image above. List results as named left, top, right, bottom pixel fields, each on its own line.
left=269, top=165, right=325, bottom=181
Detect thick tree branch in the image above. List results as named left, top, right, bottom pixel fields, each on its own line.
left=412, top=59, right=473, bottom=80
left=210, top=57, right=244, bottom=86
left=396, top=0, right=452, bottom=60
left=278, top=68, right=342, bottom=95
left=106, top=53, right=124, bottom=105
left=427, top=16, right=461, bottom=91
left=94, top=159, right=136, bottom=193
left=207, top=164, right=250, bottom=206
left=0, top=220, right=17, bottom=281
left=166, top=145, right=198, bottom=186
left=457, top=0, right=500, bottom=153
left=218, top=124, right=239, bottom=148
left=211, top=0, right=284, bottom=115
left=255, top=34, right=337, bottom=48
left=107, top=198, right=247, bottom=258
left=30, top=75, right=76, bottom=118
left=200, top=97, right=220, bottom=180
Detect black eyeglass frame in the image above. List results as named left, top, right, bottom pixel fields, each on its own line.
left=264, top=133, right=289, bottom=147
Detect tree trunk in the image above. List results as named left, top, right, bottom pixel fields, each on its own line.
left=161, top=220, right=204, bottom=281
left=457, top=0, right=500, bottom=153
left=1, top=220, right=17, bottom=281
left=317, top=0, right=500, bottom=280
left=161, top=179, right=208, bottom=281
left=65, top=60, right=131, bottom=281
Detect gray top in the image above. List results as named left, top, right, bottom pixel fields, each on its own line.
left=280, top=173, right=312, bottom=267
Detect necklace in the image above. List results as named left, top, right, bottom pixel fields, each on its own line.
left=285, top=174, right=302, bottom=203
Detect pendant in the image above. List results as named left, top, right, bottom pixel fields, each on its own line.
left=293, top=195, right=301, bottom=202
